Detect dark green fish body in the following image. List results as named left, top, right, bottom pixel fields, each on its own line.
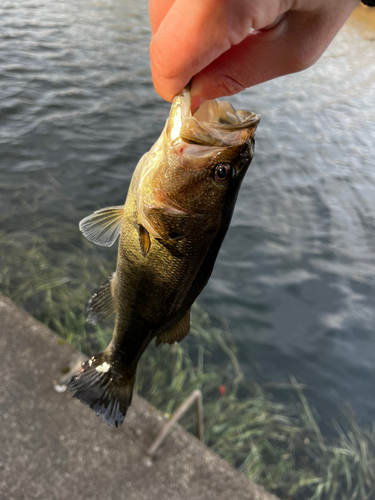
left=69, top=89, right=260, bottom=426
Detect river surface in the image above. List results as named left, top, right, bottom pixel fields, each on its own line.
left=1, top=1, right=375, bottom=422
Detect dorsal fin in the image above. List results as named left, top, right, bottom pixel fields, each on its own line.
left=87, top=273, right=117, bottom=325
left=79, top=206, right=124, bottom=247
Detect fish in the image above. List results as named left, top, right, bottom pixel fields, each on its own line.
left=69, top=87, right=260, bottom=426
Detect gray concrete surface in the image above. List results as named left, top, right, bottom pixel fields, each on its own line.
left=0, top=294, right=279, bottom=500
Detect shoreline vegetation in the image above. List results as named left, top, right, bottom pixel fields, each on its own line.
left=1, top=225, right=375, bottom=500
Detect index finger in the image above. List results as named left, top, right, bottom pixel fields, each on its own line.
left=149, top=0, right=285, bottom=101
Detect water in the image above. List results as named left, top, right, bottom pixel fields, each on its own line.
left=1, top=1, right=375, bottom=422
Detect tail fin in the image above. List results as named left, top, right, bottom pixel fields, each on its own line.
left=68, top=351, right=134, bottom=427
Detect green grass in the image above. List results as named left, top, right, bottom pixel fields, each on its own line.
left=1, top=225, right=375, bottom=500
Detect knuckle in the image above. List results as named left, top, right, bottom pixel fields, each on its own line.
left=285, top=37, right=322, bottom=73
left=150, top=38, right=173, bottom=81
left=214, top=74, right=246, bottom=97
left=289, top=51, right=317, bottom=73
left=149, top=39, right=163, bottom=72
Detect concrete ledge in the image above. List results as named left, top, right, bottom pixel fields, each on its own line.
left=0, top=294, right=278, bottom=500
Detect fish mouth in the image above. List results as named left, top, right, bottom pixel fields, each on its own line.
left=193, top=96, right=260, bottom=130
left=167, top=87, right=260, bottom=148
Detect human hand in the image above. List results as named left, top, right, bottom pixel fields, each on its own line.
left=149, top=0, right=359, bottom=105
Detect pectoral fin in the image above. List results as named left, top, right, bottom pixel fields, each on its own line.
left=80, top=206, right=124, bottom=247
left=87, top=273, right=116, bottom=325
left=156, top=309, right=190, bottom=347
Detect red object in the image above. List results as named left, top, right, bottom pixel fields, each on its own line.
left=219, top=385, right=226, bottom=396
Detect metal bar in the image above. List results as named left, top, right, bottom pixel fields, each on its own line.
left=147, top=389, right=203, bottom=458
left=195, top=389, right=204, bottom=441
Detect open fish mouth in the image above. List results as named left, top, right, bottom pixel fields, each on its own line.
left=193, top=96, right=261, bottom=130
left=168, top=87, right=261, bottom=148
left=136, top=86, right=260, bottom=242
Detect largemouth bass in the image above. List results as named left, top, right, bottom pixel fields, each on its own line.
left=69, top=88, right=260, bottom=426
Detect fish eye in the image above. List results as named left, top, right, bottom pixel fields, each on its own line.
left=213, top=163, right=233, bottom=185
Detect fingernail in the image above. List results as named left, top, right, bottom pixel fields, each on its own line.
left=191, top=94, right=206, bottom=113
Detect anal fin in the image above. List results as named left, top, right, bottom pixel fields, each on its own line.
left=156, top=309, right=190, bottom=347
left=87, top=273, right=116, bottom=325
